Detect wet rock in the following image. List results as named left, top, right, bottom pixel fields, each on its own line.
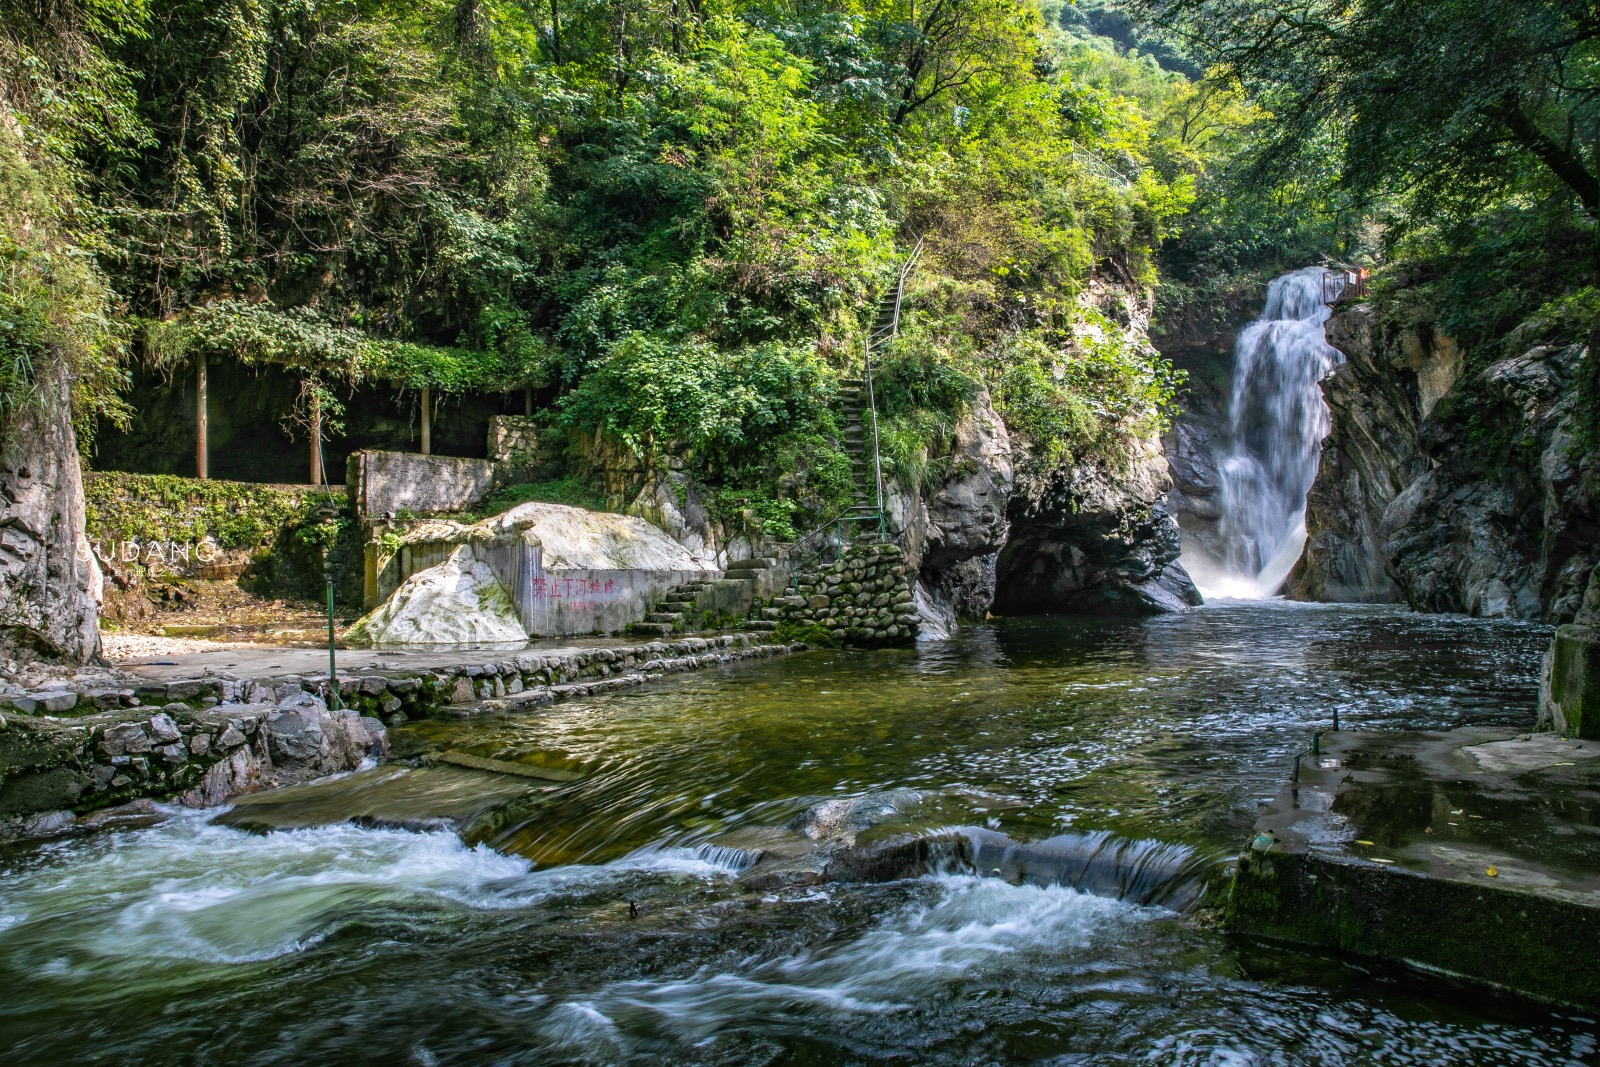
left=789, top=788, right=924, bottom=845
left=179, top=746, right=264, bottom=807
left=996, top=438, right=1200, bottom=617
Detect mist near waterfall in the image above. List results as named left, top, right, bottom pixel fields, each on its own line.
left=1183, top=267, right=1345, bottom=599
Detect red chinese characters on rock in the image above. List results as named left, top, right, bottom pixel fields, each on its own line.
left=529, top=576, right=616, bottom=609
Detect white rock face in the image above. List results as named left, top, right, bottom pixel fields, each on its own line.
left=490, top=501, right=714, bottom=571
left=346, top=545, right=526, bottom=646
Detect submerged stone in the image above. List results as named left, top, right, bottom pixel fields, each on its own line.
left=217, top=763, right=559, bottom=842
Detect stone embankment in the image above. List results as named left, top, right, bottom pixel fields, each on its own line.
left=0, top=633, right=799, bottom=839
left=1232, top=727, right=1600, bottom=1010
left=776, top=543, right=919, bottom=644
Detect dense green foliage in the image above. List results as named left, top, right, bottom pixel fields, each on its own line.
left=3, top=0, right=1222, bottom=533
left=1144, top=0, right=1600, bottom=342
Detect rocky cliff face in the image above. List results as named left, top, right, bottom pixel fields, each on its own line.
left=1282, top=304, right=1429, bottom=603
left=1276, top=294, right=1595, bottom=621
left=885, top=283, right=1199, bottom=629
left=993, top=437, right=1200, bottom=616
left=1381, top=336, right=1597, bottom=619
left=0, top=364, right=102, bottom=664
left=889, top=388, right=1014, bottom=635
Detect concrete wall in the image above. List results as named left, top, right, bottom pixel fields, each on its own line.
left=394, top=531, right=701, bottom=637
left=1541, top=625, right=1600, bottom=738
left=348, top=450, right=494, bottom=518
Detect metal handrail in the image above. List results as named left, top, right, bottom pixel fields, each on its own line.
left=783, top=237, right=924, bottom=586
left=864, top=236, right=921, bottom=536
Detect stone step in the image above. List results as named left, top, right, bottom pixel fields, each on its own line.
left=742, top=619, right=780, bottom=631
left=437, top=751, right=585, bottom=782
left=726, top=557, right=780, bottom=571
left=647, top=612, right=684, bottom=624
left=629, top=621, right=675, bottom=636
left=660, top=600, right=695, bottom=612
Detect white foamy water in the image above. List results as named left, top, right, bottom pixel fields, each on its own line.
left=0, top=813, right=745, bottom=970
left=1183, top=267, right=1344, bottom=599
left=537, top=873, right=1133, bottom=1051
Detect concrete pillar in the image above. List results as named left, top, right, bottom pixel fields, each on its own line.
left=1542, top=625, right=1600, bottom=738
left=309, top=390, right=323, bottom=486
left=195, top=355, right=208, bottom=480
left=421, top=386, right=432, bottom=456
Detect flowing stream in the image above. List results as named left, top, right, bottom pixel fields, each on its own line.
left=2, top=605, right=1592, bottom=1065
left=1183, top=267, right=1345, bottom=598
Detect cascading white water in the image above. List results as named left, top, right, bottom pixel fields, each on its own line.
left=1182, top=267, right=1344, bottom=599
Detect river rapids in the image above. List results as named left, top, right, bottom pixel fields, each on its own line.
left=1, top=605, right=1592, bottom=1065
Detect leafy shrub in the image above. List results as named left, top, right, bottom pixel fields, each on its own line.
left=559, top=333, right=836, bottom=468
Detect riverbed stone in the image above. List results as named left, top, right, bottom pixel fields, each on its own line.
left=101, top=722, right=150, bottom=756
left=147, top=713, right=181, bottom=744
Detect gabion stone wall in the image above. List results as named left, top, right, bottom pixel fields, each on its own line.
left=775, top=543, right=919, bottom=645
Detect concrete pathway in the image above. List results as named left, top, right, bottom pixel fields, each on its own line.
left=114, top=634, right=685, bottom=684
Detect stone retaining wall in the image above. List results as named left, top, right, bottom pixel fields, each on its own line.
left=0, top=633, right=797, bottom=837
left=772, top=543, right=919, bottom=645
left=0, top=696, right=387, bottom=838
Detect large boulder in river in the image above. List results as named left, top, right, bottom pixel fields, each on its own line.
left=346, top=544, right=526, bottom=646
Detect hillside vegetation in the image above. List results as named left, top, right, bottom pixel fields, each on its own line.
left=0, top=0, right=1268, bottom=537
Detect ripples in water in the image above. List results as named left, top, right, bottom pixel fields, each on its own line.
left=0, top=604, right=1585, bottom=1064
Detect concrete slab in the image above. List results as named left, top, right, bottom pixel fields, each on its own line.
left=217, top=763, right=562, bottom=843
left=1231, top=727, right=1600, bottom=1008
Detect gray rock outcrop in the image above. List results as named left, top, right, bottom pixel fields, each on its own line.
left=1381, top=338, right=1597, bottom=619
left=889, top=388, right=1014, bottom=630
left=1283, top=303, right=1428, bottom=602
left=995, top=436, right=1201, bottom=616
left=0, top=362, right=102, bottom=663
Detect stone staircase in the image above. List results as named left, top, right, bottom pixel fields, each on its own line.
left=628, top=558, right=789, bottom=636
left=839, top=377, right=880, bottom=526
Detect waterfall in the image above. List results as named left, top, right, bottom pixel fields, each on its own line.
left=1183, top=267, right=1344, bottom=599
